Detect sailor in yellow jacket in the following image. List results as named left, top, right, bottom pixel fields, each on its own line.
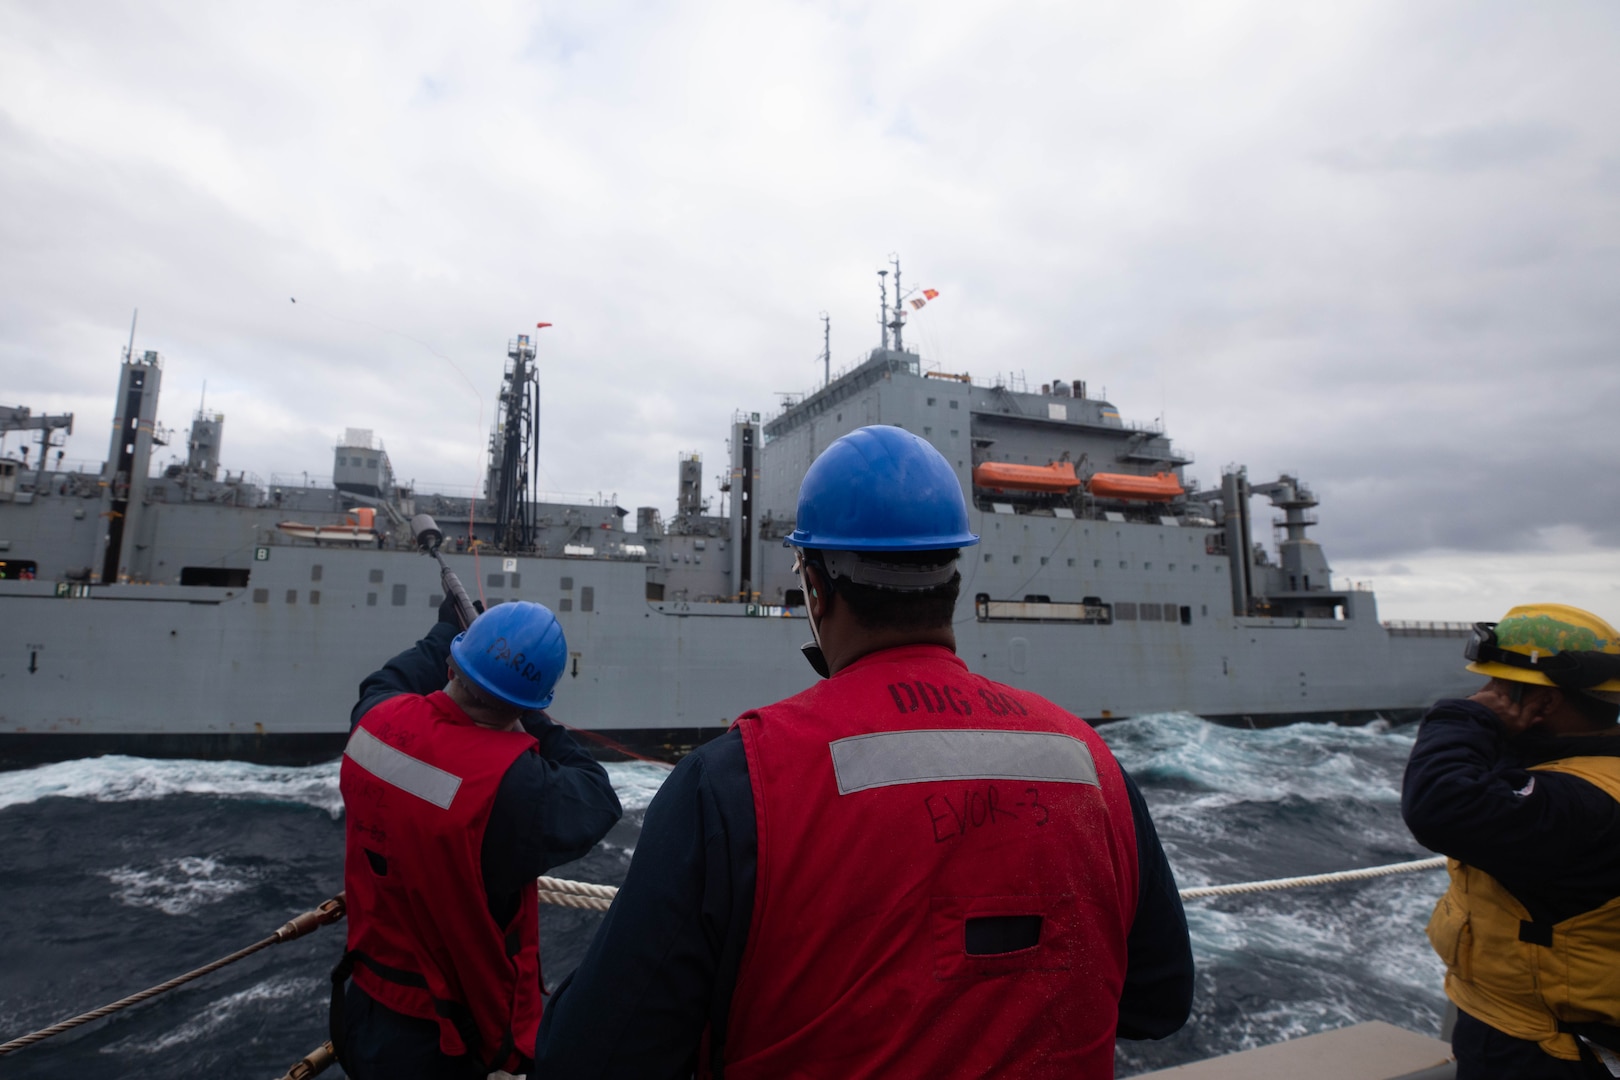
left=1402, top=603, right=1620, bottom=1079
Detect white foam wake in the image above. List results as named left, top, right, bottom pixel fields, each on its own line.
left=102, top=856, right=259, bottom=916
left=0, top=755, right=670, bottom=816
left=0, top=755, right=344, bottom=816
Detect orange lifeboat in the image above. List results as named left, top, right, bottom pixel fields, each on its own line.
left=1085, top=472, right=1184, bottom=502
left=972, top=460, right=1080, bottom=493
left=273, top=507, right=382, bottom=545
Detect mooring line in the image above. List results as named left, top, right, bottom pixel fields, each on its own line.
left=535, top=856, right=1450, bottom=913
left=0, top=894, right=345, bottom=1057
left=1177, top=856, right=1447, bottom=899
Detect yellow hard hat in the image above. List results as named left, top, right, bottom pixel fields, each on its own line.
left=1465, top=603, right=1620, bottom=692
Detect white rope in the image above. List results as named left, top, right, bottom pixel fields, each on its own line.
left=531, top=856, right=1449, bottom=913
left=1177, top=856, right=1446, bottom=900
left=536, top=875, right=617, bottom=911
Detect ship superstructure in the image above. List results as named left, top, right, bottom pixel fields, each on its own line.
left=0, top=282, right=1474, bottom=763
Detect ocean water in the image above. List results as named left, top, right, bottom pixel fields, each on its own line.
left=0, top=715, right=1448, bottom=1078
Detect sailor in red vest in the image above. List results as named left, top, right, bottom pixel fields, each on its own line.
left=335, top=600, right=622, bottom=1079
left=537, top=425, right=1194, bottom=1078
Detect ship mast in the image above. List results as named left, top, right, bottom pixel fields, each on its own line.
left=877, top=269, right=889, bottom=350
left=888, top=254, right=906, bottom=352
left=819, top=311, right=831, bottom=388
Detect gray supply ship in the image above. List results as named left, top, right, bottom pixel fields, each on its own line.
left=0, top=276, right=1476, bottom=764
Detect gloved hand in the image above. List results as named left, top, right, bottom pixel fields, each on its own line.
left=438, top=595, right=485, bottom=627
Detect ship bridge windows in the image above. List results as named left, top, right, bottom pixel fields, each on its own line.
left=392, top=584, right=407, bottom=606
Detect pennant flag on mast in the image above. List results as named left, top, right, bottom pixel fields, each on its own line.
left=909, top=288, right=941, bottom=311
left=536, top=322, right=553, bottom=329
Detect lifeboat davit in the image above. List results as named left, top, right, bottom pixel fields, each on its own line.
left=1085, top=472, right=1184, bottom=502
left=972, top=461, right=1080, bottom=493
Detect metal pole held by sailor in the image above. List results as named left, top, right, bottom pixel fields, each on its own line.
left=411, top=513, right=478, bottom=629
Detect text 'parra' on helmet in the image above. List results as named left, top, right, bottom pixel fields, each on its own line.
left=449, top=601, right=568, bottom=710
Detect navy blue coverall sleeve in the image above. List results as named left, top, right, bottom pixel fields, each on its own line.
left=1117, top=768, right=1196, bottom=1039
left=537, top=730, right=755, bottom=1079
left=1401, top=698, right=1620, bottom=923
left=352, top=619, right=623, bottom=910
left=536, top=730, right=1193, bottom=1077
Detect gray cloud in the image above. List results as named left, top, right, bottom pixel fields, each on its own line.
left=1315, top=123, right=1575, bottom=174
left=2, top=0, right=1618, bottom=618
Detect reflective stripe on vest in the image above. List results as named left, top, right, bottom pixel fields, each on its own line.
left=345, top=725, right=463, bottom=809
left=830, top=728, right=1099, bottom=794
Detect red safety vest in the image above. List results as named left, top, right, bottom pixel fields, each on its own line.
left=340, top=691, right=541, bottom=1073
left=713, top=645, right=1140, bottom=1080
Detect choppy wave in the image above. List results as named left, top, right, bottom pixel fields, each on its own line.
left=101, top=856, right=259, bottom=916
left=0, top=713, right=1449, bottom=1077
left=0, top=756, right=345, bottom=816
left=1101, top=711, right=1415, bottom=804
left=0, top=754, right=668, bottom=817
left=99, top=976, right=321, bottom=1054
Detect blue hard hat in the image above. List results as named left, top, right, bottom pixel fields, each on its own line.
left=449, top=601, right=568, bottom=710
left=785, top=426, right=979, bottom=551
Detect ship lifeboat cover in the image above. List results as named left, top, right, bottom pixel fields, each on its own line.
left=972, top=460, right=1081, bottom=493
left=1085, top=472, right=1184, bottom=502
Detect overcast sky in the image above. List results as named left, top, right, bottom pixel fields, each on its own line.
left=2, top=1, right=1616, bottom=623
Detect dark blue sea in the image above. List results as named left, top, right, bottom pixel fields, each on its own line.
left=0, top=714, right=1448, bottom=1078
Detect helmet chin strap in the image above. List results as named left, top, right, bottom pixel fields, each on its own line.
left=798, top=559, right=831, bottom=678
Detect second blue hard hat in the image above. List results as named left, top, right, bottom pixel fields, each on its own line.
left=449, top=601, right=568, bottom=710
left=785, top=425, right=979, bottom=551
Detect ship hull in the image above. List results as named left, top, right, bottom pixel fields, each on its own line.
left=0, top=532, right=1472, bottom=766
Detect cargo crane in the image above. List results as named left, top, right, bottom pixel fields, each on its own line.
left=0, top=405, right=74, bottom=479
